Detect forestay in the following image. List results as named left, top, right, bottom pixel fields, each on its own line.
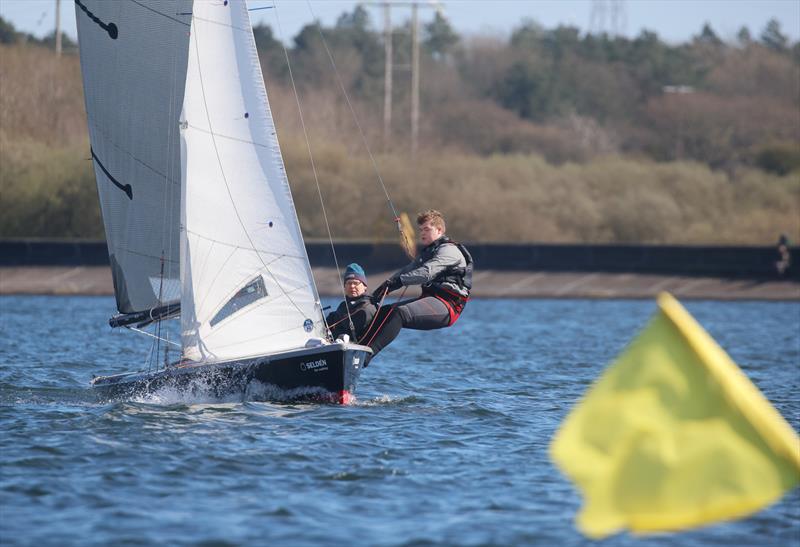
left=180, top=0, right=326, bottom=363
left=75, top=0, right=192, bottom=313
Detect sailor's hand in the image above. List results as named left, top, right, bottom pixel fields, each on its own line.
left=371, top=281, right=390, bottom=300
left=372, top=277, right=401, bottom=300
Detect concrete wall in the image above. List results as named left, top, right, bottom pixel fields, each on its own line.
left=1, top=239, right=797, bottom=280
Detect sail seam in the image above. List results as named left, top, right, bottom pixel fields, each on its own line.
left=113, top=246, right=180, bottom=263
left=190, top=15, right=250, bottom=33
left=193, top=238, right=216, bottom=301
left=185, top=122, right=270, bottom=148
left=90, top=122, right=181, bottom=186
left=186, top=229, right=306, bottom=259
left=130, top=0, right=191, bottom=27
left=195, top=246, right=239, bottom=321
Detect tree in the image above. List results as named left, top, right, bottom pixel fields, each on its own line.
left=695, top=23, right=722, bottom=46
left=495, top=58, right=551, bottom=120
left=736, top=26, right=752, bottom=48
left=424, top=12, right=459, bottom=59
left=252, top=23, right=286, bottom=77
left=510, top=19, right=545, bottom=50
left=543, top=25, right=581, bottom=59
left=39, top=30, right=77, bottom=51
left=0, top=16, right=19, bottom=44
left=761, top=18, right=787, bottom=52
left=336, top=5, right=370, bottom=31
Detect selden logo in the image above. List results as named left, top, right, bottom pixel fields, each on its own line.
left=300, top=359, right=328, bottom=372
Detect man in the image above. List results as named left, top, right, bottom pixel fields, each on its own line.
left=363, top=210, right=473, bottom=358
left=325, top=263, right=377, bottom=342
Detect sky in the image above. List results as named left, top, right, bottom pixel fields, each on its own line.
left=1, top=0, right=798, bottom=46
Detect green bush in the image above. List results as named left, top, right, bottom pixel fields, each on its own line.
left=1, top=135, right=797, bottom=245
left=755, top=142, right=800, bottom=175
left=0, top=138, right=102, bottom=238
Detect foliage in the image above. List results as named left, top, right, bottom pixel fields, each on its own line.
left=755, top=142, right=800, bottom=175
left=0, top=16, right=17, bottom=44
left=424, top=12, right=459, bottom=58
left=1, top=12, right=799, bottom=244
left=761, top=18, right=789, bottom=52
left=0, top=138, right=102, bottom=238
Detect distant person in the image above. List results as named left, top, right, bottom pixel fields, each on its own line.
left=775, top=234, right=791, bottom=277
left=326, top=263, right=377, bottom=342
left=363, top=210, right=473, bottom=359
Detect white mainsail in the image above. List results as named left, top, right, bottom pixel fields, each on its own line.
left=75, top=0, right=192, bottom=313
left=180, top=0, right=327, bottom=363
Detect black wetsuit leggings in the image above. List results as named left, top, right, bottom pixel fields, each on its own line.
left=364, top=296, right=451, bottom=358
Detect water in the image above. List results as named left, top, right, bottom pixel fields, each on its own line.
left=1, top=296, right=798, bottom=546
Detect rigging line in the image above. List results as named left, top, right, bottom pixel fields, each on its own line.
left=363, top=285, right=408, bottom=347
left=304, top=0, right=399, bottom=222
left=189, top=7, right=309, bottom=323
left=155, top=254, right=166, bottom=362
left=187, top=229, right=306, bottom=259
left=190, top=14, right=249, bottom=32
left=130, top=0, right=191, bottom=27
left=185, top=122, right=271, bottom=148
left=157, top=0, right=184, bottom=358
left=194, top=245, right=237, bottom=321
left=88, top=123, right=180, bottom=186
left=126, top=325, right=182, bottom=348
left=113, top=245, right=179, bottom=263
left=272, top=0, right=355, bottom=339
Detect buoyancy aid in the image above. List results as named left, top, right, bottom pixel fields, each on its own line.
left=420, top=236, right=474, bottom=324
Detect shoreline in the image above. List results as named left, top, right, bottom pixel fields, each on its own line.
left=1, top=267, right=797, bottom=301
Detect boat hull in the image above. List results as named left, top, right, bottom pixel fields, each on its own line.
left=91, top=342, right=370, bottom=404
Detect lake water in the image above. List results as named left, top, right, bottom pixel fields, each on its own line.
left=1, top=296, right=798, bottom=546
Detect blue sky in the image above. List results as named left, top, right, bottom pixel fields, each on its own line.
left=1, top=0, right=798, bottom=45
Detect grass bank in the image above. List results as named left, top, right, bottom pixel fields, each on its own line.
left=2, top=136, right=798, bottom=244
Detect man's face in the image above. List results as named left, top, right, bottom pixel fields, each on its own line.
left=419, top=221, right=443, bottom=246
left=345, top=279, right=366, bottom=297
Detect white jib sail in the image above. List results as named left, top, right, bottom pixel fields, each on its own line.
left=75, top=0, right=192, bottom=313
left=180, top=0, right=326, bottom=363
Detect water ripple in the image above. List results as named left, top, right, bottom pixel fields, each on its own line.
left=1, top=296, right=798, bottom=546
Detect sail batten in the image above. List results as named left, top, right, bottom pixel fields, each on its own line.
left=180, top=0, right=326, bottom=363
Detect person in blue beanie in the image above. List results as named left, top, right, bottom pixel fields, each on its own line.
left=325, top=263, right=377, bottom=343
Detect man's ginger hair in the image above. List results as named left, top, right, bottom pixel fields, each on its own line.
left=416, top=209, right=446, bottom=232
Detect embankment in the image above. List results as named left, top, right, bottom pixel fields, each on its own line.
left=1, top=239, right=797, bottom=300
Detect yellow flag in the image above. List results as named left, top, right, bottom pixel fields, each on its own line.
left=550, top=292, right=800, bottom=539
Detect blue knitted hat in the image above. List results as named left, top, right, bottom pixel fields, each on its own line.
left=343, top=263, right=367, bottom=286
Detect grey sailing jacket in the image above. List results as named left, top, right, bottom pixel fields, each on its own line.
left=396, top=238, right=469, bottom=298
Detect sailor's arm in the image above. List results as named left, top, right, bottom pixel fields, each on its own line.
left=397, top=245, right=462, bottom=286
left=325, top=301, right=347, bottom=325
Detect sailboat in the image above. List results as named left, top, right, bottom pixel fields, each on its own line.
left=75, top=0, right=371, bottom=404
